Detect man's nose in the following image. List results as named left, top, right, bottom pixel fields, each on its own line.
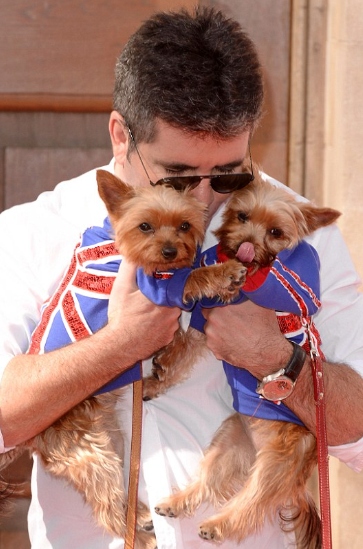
left=189, top=178, right=214, bottom=207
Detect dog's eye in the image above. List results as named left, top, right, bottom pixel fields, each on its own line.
left=237, top=212, right=248, bottom=223
left=139, top=222, right=153, bottom=233
left=179, top=221, right=191, bottom=232
left=269, top=228, right=283, bottom=238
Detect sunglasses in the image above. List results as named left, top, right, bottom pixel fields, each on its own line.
left=127, top=125, right=254, bottom=194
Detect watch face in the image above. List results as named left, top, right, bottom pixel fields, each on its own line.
left=261, top=377, right=294, bottom=401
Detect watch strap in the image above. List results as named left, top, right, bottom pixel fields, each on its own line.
left=282, top=341, right=306, bottom=382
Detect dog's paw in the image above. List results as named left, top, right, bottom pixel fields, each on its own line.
left=138, top=518, right=154, bottom=532
left=137, top=501, right=154, bottom=531
left=215, top=260, right=247, bottom=301
left=143, top=376, right=161, bottom=401
left=151, top=355, right=167, bottom=381
left=198, top=521, right=223, bottom=542
left=143, top=356, right=169, bottom=400
left=224, top=259, right=248, bottom=289
left=154, top=503, right=178, bottom=518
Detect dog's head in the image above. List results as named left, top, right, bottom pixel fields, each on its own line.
left=214, top=172, right=341, bottom=269
left=96, top=170, right=207, bottom=274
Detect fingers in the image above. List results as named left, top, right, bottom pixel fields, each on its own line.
left=114, top=258, right=138, bottom=292
left=108, top=259, right=139, bottom=321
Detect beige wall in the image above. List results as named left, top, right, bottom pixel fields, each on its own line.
left=289, top=0, right=363, bottom=280
left=290, top=1, right=363, bottom=546
left=324, top=2, right=363, bottom=547
left=324, top=0, right=363, bottom=281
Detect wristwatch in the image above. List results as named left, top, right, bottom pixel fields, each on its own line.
left=256, top=342, right=306, bottom=402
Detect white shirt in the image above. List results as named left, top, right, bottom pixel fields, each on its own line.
left=0, top=161, right=363, bottom=548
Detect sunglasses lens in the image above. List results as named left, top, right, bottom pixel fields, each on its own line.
left=156, top=173, right=254, bottom=193
left=211, top=173, right=254, bottom=193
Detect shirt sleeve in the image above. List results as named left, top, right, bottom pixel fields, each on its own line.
left=307, top=224, right=363, bottom=470
left=329, top=427, right=363, bottom=472
left=0, top=204, right=79, bottom=452
left=0, top=169, right=108, bottom=453
left=136, top=267, right=195, bottom=309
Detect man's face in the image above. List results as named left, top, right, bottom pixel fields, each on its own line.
left=117, top=119, right=251, bottom=223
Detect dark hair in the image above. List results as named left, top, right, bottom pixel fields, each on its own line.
left=113, top=6, right=264, bottom=145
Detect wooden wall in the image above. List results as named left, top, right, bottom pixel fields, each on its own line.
left=0, top=0, right=292, bottom=211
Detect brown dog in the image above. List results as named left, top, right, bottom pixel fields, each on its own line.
left=149, top=172, right=340, bottom=549
left=0, top=169, right=246, bottom=546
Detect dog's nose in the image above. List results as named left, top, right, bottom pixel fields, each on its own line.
left=162, top=246, right=178, bottom=260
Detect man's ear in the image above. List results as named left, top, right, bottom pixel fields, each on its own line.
left=109, top=111, right=130, bottom=166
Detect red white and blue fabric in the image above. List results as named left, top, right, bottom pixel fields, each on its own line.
left=28, top=217, right=322, bottom=420
left=28, top=218, right=139, bottom=393
left=28, top=217, right=198, bottom=394
left=189, top=242, right=322, bottom=426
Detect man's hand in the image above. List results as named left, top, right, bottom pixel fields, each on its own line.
left=108, top=259, right=181, bottom=364
left=0, top=259, right=181, bottom=447
left=203, top=299, right=363, bottom=445
left=202, top=300, right=292, bottom=379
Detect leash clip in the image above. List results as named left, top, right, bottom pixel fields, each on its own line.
left=302, top=317, right=318, bottom=359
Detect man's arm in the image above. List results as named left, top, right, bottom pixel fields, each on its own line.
left=0, top=260, right=180, bottom=447
left=203, top=299, right=363, bottom=446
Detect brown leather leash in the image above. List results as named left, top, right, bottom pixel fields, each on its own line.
left=305, top=321, right=333, bottom=549
left=124, top=376, right=144, bottom=549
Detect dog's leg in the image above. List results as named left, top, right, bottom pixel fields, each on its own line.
left=32, top=393, right=132, bottom=538
left=143, top=327, right=206, bottom=400
left=198, top=419, right=320, bottom=548
left=155, top=413, right=256, bottom=518
left=134, top=513, right=158, bottom=549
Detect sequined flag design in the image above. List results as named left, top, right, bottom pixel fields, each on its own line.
left=28, top=224, right=141, bottom=392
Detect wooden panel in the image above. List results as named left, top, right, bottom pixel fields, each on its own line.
left=4, top=147, right=111, bottom=208
left=0, top=112, right=110, bottom=149
left=0, top=0, right=195, bottom=111
left=1, top=0, right=291, bottom=182
left=0, top=94, right=112, bottom=113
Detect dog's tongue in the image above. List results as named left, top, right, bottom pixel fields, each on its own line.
left=236, top=242, right=255, bottom=263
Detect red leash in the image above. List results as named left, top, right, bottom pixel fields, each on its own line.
left=305, top=321, right=333, bottom=549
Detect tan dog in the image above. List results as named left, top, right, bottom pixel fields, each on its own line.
left=149, top=172, right=340, bottom=549
left=0, top=169, right=246, bottom=546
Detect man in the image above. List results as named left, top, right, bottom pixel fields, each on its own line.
left=0, top=7, right=362, bottom=549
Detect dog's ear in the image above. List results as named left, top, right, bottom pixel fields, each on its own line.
left=298, top=203, right=341, bottom=233
left=96, top=169, right=134, bottom=216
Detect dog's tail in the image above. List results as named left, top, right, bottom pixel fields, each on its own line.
left=280, top=492, right=321, bottom=549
